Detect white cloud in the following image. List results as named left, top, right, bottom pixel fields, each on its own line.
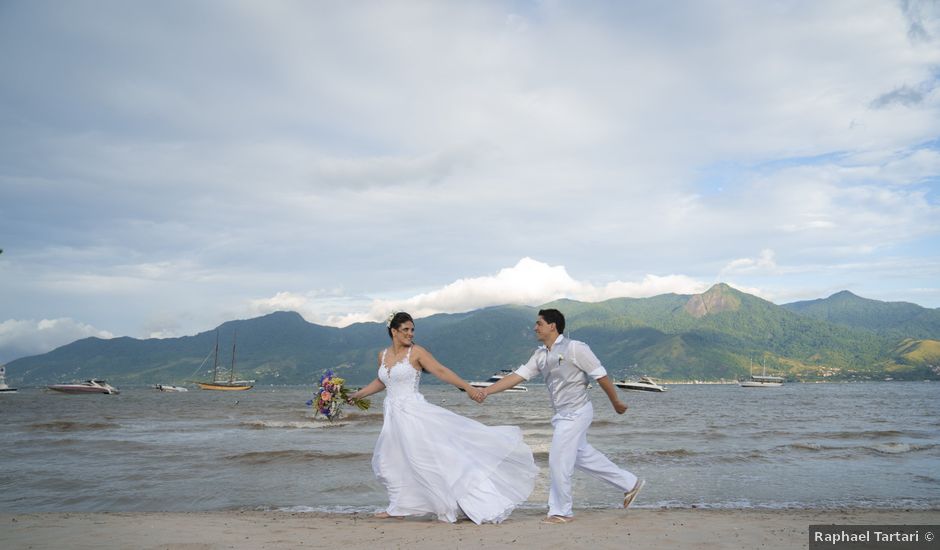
left=0, top=318, right=113, bottom=363
left=1, top=0, right=939, bottom=357
left=319, top=258, right=711, bottom=326
left=249, top=291, right=311, bottom=315
left=722, top=249, right=778, bottom=275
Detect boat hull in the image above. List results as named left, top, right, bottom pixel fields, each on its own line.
left=465, top=370, right=528, bottom=392
left=465, top=382, right=528, bottom=392
left=615, top=383, right=666, bottom=392
left=739, top=381, right=783, bottom=387
left=196, top=382, right=253, bottom=391
left=47, top=385, right=118, bottom=394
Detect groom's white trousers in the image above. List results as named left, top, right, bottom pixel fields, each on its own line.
left=548, top=401, right=637, bottom=517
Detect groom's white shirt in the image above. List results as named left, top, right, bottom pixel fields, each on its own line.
left=514, top=335, right=608, bottom=415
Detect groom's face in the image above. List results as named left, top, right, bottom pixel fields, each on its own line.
left=534, top=316, right=555, bottom=341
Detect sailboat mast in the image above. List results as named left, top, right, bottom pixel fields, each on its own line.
left=212, top=331, right=220, bottom=383
left=230, top=330, right=237, bottom=384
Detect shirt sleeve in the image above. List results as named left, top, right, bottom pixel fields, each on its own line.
left=571, top=341, right=608, bottom=380
left=513, top=350, right=542, bottom=381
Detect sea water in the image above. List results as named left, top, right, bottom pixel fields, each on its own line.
left=0, top=381, right=937, bottom=513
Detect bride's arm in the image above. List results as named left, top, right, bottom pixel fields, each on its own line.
left=412, top=345, right=477, bottom=394
left=348, top=352, right=387, bottom=401
left=348, top=378, right=385, bottom=401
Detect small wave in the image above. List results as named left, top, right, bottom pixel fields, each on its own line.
left=590, top=419, right=618, bottom=427
left=650, top=448, right=698, bottom=458
left=867, top=442, right=933, bottom=455
left=28, top=421, right=121, bottom=432
left=781, top=441, right=935, bottom=456
left=787, top=442, right=831, bottom=452
left=274, top=505, right=379, bottom=514
left=820, top=430, right=906, bottom=440
left=241, top=420, right=354, bottom=429
left=313, top=482, right=379, bottom=494
left=224, top=450, right=372, bottom=465
left=343, top=412, right=384, bottom=423
left=513, top=421, right=553, bottom=429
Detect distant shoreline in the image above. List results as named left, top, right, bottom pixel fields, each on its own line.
left=6, top=379, right=937, bottom=390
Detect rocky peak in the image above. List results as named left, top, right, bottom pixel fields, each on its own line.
left=684, top=283, right=742, bottom=318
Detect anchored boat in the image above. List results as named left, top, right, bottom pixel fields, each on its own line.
left=47, top=379, right=119, bottom=394
left=615, top=376, right=667, bottom=392
left=192, top=330, right=254, bottom=391
left=465, top=370, right=528, bottom=393
left=0, top=365, right=17, bottom=393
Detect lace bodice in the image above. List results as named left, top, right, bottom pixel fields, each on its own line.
left=378, top=347, right=422, bottom=399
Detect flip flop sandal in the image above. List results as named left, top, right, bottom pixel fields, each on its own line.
left=623, top=479, right=646, bottom=509
left=540, top=515, right=575, bottom=524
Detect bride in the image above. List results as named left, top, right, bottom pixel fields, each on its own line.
left=348, top=312, right=537, bottom=524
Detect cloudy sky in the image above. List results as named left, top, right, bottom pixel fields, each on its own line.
left=1, top=0, right=939, bottom=363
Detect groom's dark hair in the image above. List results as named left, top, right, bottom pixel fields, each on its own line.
left=538, top=308, right=565, bottom=334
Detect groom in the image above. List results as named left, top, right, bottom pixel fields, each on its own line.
left=477, top=308, right=644, bottom=524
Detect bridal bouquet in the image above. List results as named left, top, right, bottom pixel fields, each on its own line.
left=307, top=369, right=370, bottom=421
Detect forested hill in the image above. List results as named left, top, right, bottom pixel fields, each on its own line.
left=6, top=284, right=939, bottom=386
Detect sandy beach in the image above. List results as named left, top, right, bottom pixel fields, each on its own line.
left=3, top=508, right=938, bottom=550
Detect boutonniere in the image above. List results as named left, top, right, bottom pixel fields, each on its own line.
left=557, top=355, right=564, bottom=365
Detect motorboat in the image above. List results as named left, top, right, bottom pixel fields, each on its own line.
left=47, top=380, right=120, bottom=394
left=465, top=370, right=528, bottom=393
left=154, top=384, right=189, bottom=392
left=0, top=365, right=16, bottom=393
left=615, top=376, right=666, bottom=392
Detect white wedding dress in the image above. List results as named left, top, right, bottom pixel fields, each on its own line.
left=372, top=347, right=537, bottom=524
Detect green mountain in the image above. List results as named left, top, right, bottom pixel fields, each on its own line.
left=782, top=290, right=940, bottom=337
left=6, top=285, right=940, bottom=386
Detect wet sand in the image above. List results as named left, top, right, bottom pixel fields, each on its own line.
left=3, top=508, right=938, bottom=549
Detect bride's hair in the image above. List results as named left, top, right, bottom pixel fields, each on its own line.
left=387, top=312, right=414, bottom=338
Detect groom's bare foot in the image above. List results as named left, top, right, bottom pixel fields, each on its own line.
left=374, top=511, right=404, bottom=520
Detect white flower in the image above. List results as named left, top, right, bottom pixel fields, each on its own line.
left=385, top=313, right=395, bottom=328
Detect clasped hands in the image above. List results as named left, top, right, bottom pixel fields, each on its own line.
left=466, top=387, right=487, bottom=404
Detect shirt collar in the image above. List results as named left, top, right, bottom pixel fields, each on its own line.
left=539, top=334, right=565, bottom=351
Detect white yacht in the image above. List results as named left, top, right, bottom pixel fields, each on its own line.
left=154, top=384, right=189, bottom=392
left=615, top=376, right=667, bottom=392
left=47, top=380, right=120, bottom=394
left=467, top=370, right=528, bottom=393
left=0, top=366, right=16, bottom=393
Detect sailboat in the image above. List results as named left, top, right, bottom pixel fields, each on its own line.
left=739, top=355, right=783, bottom=388
left=193, top=330, right=254, bottom=391
left=0, top=365, right=17, bottom=393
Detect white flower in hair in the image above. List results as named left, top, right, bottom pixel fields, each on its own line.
left=385, top=313, right=395, bottom=328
